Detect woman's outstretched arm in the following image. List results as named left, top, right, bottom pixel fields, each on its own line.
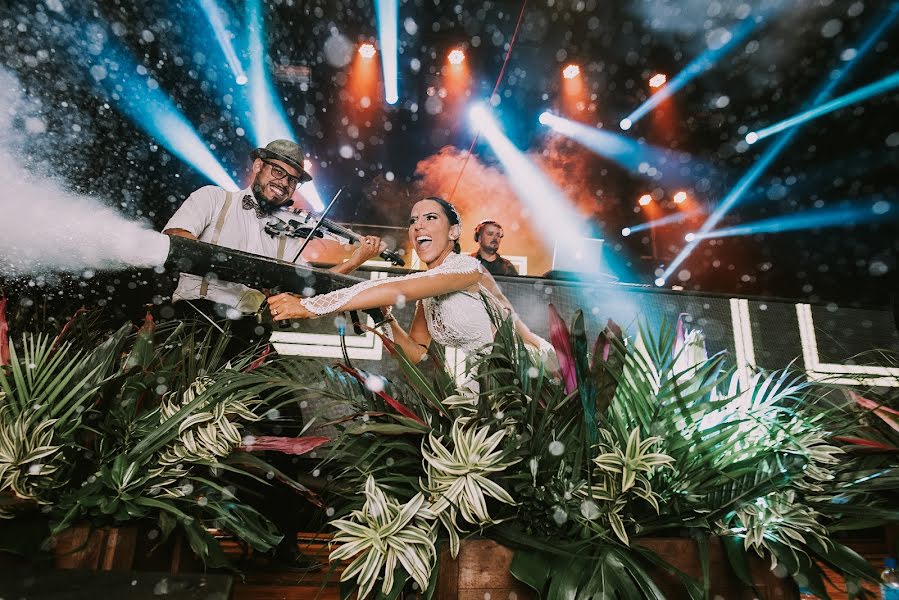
left=268, top=270, right=480, bottom=320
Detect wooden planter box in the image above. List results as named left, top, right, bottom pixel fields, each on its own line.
left=50, top=524, right=203, bottom=574
left=437, top=538, right=798, bottom=600
left=51, top=525, right=139, bottom=571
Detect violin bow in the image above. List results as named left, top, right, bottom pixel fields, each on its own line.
left=291, top=186, right=346, bottom=264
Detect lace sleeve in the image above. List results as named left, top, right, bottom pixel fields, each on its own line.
left=299, top=253, right=480, bottom=316
left=299, top=277, right=390, bottom=315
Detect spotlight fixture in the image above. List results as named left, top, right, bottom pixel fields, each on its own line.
left=649, top=73, right=667, bottom=88
left=638, top=194, right=652, bottom=206
left=684, top=232, right=696, bottom=242
left=448, top=48, right=465, bottom=65
left=654, top=277, right=666, bottom=287
left=673, top=191, right=688, bottom=204
left=562, top=64, right=580, bottom=79
left=358, top=43, right=376, bottom=59
left=619, top=118, right=632, bottom=131
left=621, top=227, right=631, bottom=237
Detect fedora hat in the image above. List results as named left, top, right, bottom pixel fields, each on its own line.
left=250, top=139, right=312, bottom=183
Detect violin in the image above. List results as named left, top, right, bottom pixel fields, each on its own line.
left=265, top=209, right=406, bottom=266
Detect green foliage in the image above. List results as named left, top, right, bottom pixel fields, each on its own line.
left=296, top=311, right=893, bottom=598
left=0, top=313, right=292, bottom=565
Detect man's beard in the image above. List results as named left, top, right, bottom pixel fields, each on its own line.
left=251, top=181, right=285, bottom=214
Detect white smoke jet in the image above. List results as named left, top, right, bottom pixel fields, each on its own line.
left=0, top=68, right=170, bottom=279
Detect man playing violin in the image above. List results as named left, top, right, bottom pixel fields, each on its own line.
left=162, top=141, right=386, bottom=572
left=163, top=139, right=386, bottom=322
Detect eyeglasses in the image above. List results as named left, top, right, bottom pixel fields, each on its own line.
left=263, top=161, right=301, bottom=187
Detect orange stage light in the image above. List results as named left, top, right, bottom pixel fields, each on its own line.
left=560, top=64, right=588, bottom=120
left=358, top=43, right=376, bottom=59
left=348, top=47, right=380, bottom=112
left=448, top=49, right=465, bottom=65
left=649, top=73, right=667, bottom=88
left=638, top=194, right=653, bottom=206
left=673, top=191, right=687, bottom=204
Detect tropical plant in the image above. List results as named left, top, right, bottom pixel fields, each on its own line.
left=0, top=308, right=320, bottom=567
left=246, top=308, right=893, bottom=599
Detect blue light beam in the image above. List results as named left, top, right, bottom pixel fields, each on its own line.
left=539, top=111, right=713, bottom=185
left=245, top=0, right=322, bottom=210
left=620, top=16, right=765, bottom=130
left=91, top=37, right=238, bottom=190
left=658, top=3, right=899, bottom=286
left=693, top=201, right=895, bottom=240
left=471, top=104, right=631, bottom=280
left=198, top=0, right=248, bottom=86
left=622, top=210, right=701, bottom=236
left=247, top=0, right=295, bottom=143
left=375, top=0, right=399, bottom=104
left=747, top=71, right=899, bottom=144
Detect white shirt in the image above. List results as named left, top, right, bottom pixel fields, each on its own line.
left=164, top=185, right=309, bottom=312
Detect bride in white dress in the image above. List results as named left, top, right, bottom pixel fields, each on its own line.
left=266, top=196, right=550, bottom=363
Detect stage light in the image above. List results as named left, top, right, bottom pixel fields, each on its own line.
left=638, top=194, right=652, bottom=206
left=621, top=16, right=766, bottom=128
left=198, top=0, right=249, bottom=87
left=746, top=71, right=899, bottom=144
left=358, top=43, right=376, bottom=59
left=649, top=73, right=667, bottom=88
left=448, top=49, right=465, bottom=65
left=247, top=0, right=294, bottom=143
left=85, top=32, right=237, bottom=190
left=562, top=64, right=580, bottom=79
left=619, top=118, right=632, bottom=131
left=654, top=278, right=665, bottom=287
left=673, top=191, right=688, bottom=204
left=375, top=0, right=399, bottom=104
left=621, top=227, right=631, bottom=237
left=684, top=232, right=695, bottom=242
left=658, top=3, right=899, bottom=285
left=539, top=111, right=713, bottom=185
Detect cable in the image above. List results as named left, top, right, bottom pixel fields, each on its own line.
left=448, top=0, right=529, bottom=202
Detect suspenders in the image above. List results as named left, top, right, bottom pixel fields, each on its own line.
left=198, top=191, right=289, bottom=298
left=199, top=191, right=233, bottom=298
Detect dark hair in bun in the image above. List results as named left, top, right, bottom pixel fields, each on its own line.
left=422, top=196, right=461, bottom=253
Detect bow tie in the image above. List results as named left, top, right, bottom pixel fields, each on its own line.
left=242, top=194, right=269, bottom=219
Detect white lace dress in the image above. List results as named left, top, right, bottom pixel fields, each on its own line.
left=300, top=253, right=500, bottom=354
